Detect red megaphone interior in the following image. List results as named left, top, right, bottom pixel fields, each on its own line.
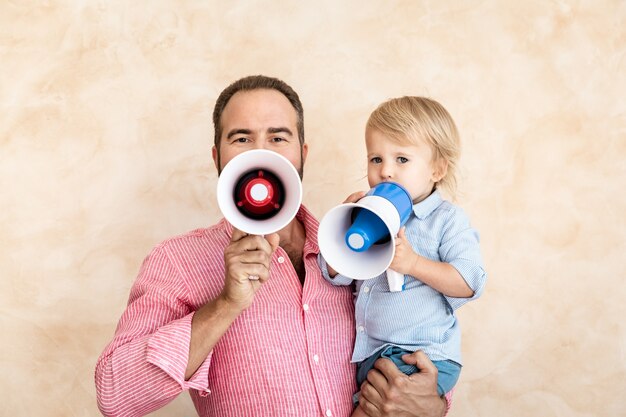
left=233, top=169, right=285, bottom=220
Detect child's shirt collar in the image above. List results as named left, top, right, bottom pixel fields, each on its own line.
left=412, top=189, right=443, bottom=220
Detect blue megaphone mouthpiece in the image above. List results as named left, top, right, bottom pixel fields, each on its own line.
left=345, top=209, right=389, bottom=252
left=344, top=182, right=413, bottom=253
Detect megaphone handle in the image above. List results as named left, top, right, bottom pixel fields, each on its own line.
left=386, top=269, right=405, bottom=292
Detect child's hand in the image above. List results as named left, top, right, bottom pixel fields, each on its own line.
left=343, top=191, right=367, bottom=204
left=389, top=227, right=419, bottom=275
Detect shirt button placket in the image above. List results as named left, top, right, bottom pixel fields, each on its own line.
left=305, top=304, right=329, bottom=417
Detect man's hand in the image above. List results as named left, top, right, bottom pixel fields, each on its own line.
left=220, top=228, right=280, bottom=311
left=357, top=351, right=446, bottom=417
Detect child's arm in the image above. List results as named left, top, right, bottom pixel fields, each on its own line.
left=317, top=254, right=353, bottom=286
left=391, top=227, right=474, bottom=297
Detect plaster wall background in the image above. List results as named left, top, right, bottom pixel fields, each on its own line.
left=1, top=1, right=624, bottom=416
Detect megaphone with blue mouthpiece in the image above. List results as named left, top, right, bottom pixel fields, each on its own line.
left=318, top=182, right=413, bottom=292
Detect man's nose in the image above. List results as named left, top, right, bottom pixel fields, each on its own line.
left=252, top=141, right=266, bottom=150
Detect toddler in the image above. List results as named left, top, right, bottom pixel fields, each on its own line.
left=319, top=96, right=487, bottom=408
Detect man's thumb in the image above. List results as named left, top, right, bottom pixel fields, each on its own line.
left=266, top=233, right=280, bottom=253
left=402, top=350, right=437, bottom=374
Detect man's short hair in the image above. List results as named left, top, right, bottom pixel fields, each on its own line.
left=212, top=75, right=305, bottom=152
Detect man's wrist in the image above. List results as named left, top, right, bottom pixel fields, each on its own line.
left=215, top=292, right=247, bottom=318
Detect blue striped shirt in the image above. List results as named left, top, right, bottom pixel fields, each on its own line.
left=319, top=190, right=486, bottom=365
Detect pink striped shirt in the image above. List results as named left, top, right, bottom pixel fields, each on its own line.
left=95, top=207, right=358, bottom=417
left=95, top=206, right=453, bottom=416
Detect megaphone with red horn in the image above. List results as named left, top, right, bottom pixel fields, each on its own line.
left=318, top=182, right=413, bottom=291
left=217, top=149, right=303, bottom=235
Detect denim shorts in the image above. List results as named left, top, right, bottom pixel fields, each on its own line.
left=355, top=345, right=461, bottom=401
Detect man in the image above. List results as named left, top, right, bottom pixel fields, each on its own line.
left=95, top=75, right=450, bottom=417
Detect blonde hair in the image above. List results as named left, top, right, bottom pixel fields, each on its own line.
left=366, top=96, right=460, bottom=199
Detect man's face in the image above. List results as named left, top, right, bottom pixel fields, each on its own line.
left=213, top=89, right=308, bottom=178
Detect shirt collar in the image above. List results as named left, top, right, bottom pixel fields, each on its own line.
left=412, top=189, right=443, bottom=220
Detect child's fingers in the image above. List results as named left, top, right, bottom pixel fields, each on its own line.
left=343, top=191, right=367, bottom=204
left=395, top=227, right=408, bottom=246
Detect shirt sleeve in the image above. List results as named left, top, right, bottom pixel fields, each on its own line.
left=317, top=253, right=354, bottom=286
left=95, top=246, right=213, bottom=417
left=438, top=207, right=487, bottom=311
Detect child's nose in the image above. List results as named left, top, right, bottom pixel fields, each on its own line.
left=380, top=164, right=393, bottom=179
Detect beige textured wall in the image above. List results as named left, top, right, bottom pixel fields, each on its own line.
left=1, top=1, right=624, bottom=416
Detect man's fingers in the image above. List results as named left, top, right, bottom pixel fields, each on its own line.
left=226, top=230, right=281, bottom=285
left=265, top=233, right=280, bottom=253
left=231, top=229, right=275, bottom=254
left=365, top=366, right=389, bottom=393
left=372, top=357, right=404, bottom=380
left=357, top=392, right=380, bottom=417
left=401, top=350, right=437, bottom=375
left=233, top=234, right=273, bottom=254
left=236, top=250, right=271, bottom=267
left=227, top=261, right=270, bottom=284
left=231, top=227, right=249, bottom=242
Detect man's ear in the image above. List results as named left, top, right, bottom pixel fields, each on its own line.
left=432, top=158, right=448, bottom=183
left=301, top=142, right=309, bottom=164
left=212, top=146, right=219, bottom=171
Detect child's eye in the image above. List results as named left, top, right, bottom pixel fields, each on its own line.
left=397, top=156, right=409, bottom=163
left=370, top=157, right=382, bottom=164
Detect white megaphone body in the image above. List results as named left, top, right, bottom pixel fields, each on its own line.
left=318, top=182, right=413, bottom=292
left=217, top=149, right=303, bottom=235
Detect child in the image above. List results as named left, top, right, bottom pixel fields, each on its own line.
left=318, top=96, right=487, bottom=408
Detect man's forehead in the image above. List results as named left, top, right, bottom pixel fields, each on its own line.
left=221, top=90, right=297, bottom=126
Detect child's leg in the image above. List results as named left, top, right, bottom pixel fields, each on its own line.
left=356, top=346, right=418, bottom=387
left=432, top=360, right=462, bottom=396
left=353, top=346, right=417, bottom=410
left=357, top=346, right=462, bottom=397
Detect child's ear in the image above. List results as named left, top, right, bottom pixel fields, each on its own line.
left=431, top=159, right=448, bottom=183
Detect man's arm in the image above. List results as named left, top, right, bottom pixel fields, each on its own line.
left=185, top=229, right=279, bottom=378
left=95, top=229, right=278, bottom=417
left=95, top=245, right=208, bottom=417
left=356, top=351, right=451, bottom=417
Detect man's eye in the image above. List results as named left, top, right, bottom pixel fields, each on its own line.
left=370, top=157, right=382, bottom=164
left=397, top=157, right=409, bottom=163
left=271, top=137, right=285, bottom=143
left=235, top=137, right=249, bottom=143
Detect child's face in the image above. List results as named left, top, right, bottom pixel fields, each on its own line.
left=366, top=127, right=445, bottom=204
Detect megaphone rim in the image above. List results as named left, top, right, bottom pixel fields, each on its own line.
left=217, top=149, right=303, bottom=235
left=318, top=202, right=397, bottom=280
